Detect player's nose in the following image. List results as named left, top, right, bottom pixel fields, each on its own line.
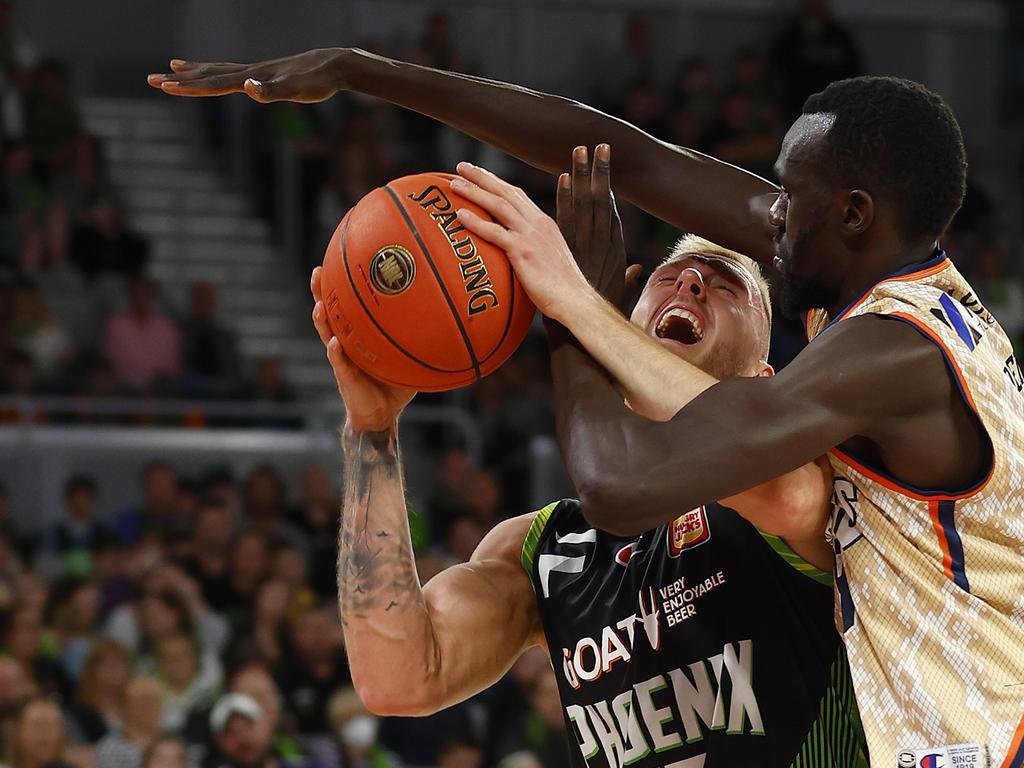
left=676, top=267, right=707, bottom=300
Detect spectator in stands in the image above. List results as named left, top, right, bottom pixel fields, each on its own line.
left=0, top=141, right=47, bottom=274
left=69, top=198, right=147, bottom=283
left=141, top=737, right=188, bottom=768
left=181, top=281, right=243, bottom=399
left=105, top=563, right=230, bottom=662
left=114, top=462, right=183, bottom=548
left=102, top=278, right=180, bottom=394
left=244, top=358, right=295, bottom=407
left=0, top=654, right=36, bottom=725
left=67, top=639, right=134, bottom=743
left=274, top=606, right=349, bottom=736
left=496, top=667, right=571, bottom=768
left=770, top=0, right=862, bottom=120
left=9, top=281, right=71, bottom=382
left=2, top=695, right=74, bottom=768
left=242, top=467, right=306, bottom=554
left=220, top=531, right=271, bottom=635
left=23, top=59, right=78, bottom=172
left=179, top=500, right=234, bottom=610
left=42, top=576, right=99, bottom=680
left=703, top=86, right=780, bottom=177
left=154, top=631, right=222, bottom=732
left=241, top=577, right=290, bottom=666
left=437, top=733, right=484, bottom=768
left=1, top=603, right=68, bottom=696
left=327, top=688, right=397, bottom=768
left=95, top=675, right=164, bottom=768
left=291, top=464, right=337, bottom=599
left=208, top=693, right=309, bottom=768
left=36, top=475, right=111, bottom=579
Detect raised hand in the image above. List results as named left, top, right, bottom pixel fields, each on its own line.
left=147, top=48, right=349, bottom=103
left=310, top=266, right=415, bottom=432
left=555, top=144, right=642, bottom=313
left=450, top=162, right=594, bottom=324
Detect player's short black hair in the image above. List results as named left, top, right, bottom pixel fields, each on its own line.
left=802, top=76, right=967, bottom=241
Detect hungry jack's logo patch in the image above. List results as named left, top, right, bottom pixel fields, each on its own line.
left=667, top=506, right=710, bottom=556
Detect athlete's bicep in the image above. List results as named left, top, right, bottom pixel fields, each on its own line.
left=418, top=513, right=542, bottom=710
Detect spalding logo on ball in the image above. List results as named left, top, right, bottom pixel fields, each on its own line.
left=319, top=172, right=536, bottom=391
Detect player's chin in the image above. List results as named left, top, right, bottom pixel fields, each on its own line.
left=653, top=334, right=706, bottom=362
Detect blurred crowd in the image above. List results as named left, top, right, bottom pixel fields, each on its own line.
left=1, top=2, right=1023, bottom=768
left=0, top=457, right=570, bottom=768
left=0, top=5, right=295, bottom=409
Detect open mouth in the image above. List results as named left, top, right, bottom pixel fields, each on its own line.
left=655, top=308, right=704, bottom=345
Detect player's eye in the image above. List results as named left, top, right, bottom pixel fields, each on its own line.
left=715, top=284, right=737, bottom=297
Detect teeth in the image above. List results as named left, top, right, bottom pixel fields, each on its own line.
left=657, top=308, right=704, bottom=340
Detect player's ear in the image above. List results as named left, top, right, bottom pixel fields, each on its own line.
left=751, top=361, right=774, bottom=378
left=842, top=189, right=874, bottom=235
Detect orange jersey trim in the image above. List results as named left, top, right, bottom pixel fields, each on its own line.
left=829, top=312, right=995, bottom=502
left=833, top=260, right=952, bottom=326
left=1001, top=711, right=1024, bottom=768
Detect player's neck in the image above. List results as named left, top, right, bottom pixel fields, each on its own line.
left=829, top=237, right=939, bottom=318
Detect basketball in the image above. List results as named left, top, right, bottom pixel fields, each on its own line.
left=319, top=172, right=536, bottom=391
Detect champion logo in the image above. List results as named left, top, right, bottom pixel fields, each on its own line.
left=614, top=542, right=643, bottom=566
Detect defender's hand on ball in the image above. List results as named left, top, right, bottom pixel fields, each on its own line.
left=310, top=266, right=415, bottom=433
left=148, top=50, right=345, bottom=104
left=555, top=145, right=643, bottom=314
left=452, top=161, right=595, bottom=323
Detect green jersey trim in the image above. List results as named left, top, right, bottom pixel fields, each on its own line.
left=521, top=501, right=560, bottom=578
left=757, top=530, right=833, bottom=587
left=789, top=644, right=869, bottom=768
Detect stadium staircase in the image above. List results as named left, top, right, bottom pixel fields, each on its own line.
left=81, top=96, right=334, bottom=399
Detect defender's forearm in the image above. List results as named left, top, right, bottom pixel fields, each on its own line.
left=562, top=291, right=716, bottom=421
left=338, top=425, right=437, bottom=711
left=548, top=325, right=826, bottom=538
left=336, top=48, right=778, bottom=259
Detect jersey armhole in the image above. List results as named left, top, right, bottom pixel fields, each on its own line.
left=756, top=528, right=833, bottom=587
left=520, top=501, right=560, bottom=580
left=830, top=312, right=996, bottom=501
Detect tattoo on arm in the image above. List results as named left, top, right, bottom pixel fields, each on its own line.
left=338, top=427, right=420, bottom=626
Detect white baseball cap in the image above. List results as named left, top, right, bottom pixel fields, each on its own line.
left=210, top=693, right=263, bottom=734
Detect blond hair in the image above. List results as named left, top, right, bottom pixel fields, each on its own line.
left=662, top=234, right=772, bottom=357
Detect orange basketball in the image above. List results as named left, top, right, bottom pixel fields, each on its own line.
left=319, top=172, right=536, bottom=392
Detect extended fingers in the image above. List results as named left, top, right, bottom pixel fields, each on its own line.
left=555, top=173, right=574, bottom=244
left=450, top=175, right=523, bottom=231
left=455, top=208, right=514, bottom=252
left=592, top=144, right=612, bottom=239
left=455, top=162, right=534, bottom=215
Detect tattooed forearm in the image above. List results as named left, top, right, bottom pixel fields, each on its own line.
left=338, top=425, right=421, bottom=626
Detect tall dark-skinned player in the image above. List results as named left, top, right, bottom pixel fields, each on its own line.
left=150, top=51, right=1024, bottom=765
left=306, top=151, right=863, bottom=768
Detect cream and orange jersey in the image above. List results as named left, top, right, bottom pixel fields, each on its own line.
left=805, top=251, right=1024, bottom=768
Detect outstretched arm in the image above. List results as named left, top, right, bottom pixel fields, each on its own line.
left=148, top=48, right=779, bottom=261
left=452, top=151, right=833, bottom=567
left=311, top=269, right=542, bottom=716
left=548, top=314, right=954, bottom=539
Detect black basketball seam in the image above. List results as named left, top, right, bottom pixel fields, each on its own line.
left=341, top=214, right=477, bottom=376
left=384, top=183, right=482, bottom=381
left=478, top=255, right=518, bottom=365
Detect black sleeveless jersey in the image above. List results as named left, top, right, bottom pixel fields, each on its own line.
left=521, top=499, right=866, bottom=768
